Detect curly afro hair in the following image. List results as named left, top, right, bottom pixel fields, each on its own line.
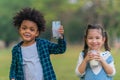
left=13, top=7, right=46, bottom=32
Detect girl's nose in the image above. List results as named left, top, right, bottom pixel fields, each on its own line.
left=92, top=39, right=97, bottom=42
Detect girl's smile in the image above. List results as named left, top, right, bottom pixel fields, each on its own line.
left=86, top=29, right=105, bottom=50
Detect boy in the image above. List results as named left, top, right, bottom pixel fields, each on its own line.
left=9, top=7, right=66, bottom=80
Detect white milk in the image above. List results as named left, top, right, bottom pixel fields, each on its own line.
left=89, top=50, right=99, bottom=67
left=52, top=21, right=61, bottom=39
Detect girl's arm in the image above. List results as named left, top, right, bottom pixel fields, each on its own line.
left=77, top=59, right=87, bottom=75
left=75, top=52, right=93, bottom=76
left=95, top=53, right=116, bottom=76
left=100, top=59, right=114, bottom=75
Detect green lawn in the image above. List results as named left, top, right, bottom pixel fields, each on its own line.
left=0, top=48, right=11, bottom=80
left=0, top=45, right=120, bottom=80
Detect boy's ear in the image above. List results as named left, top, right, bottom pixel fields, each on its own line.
left=36, top=30, right=40, bottom=37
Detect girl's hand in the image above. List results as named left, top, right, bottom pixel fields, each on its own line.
left=87, top=50, right=104, bottom=63
left=84, top=53, right=94, bottom=63
left=94, top=53, right=104, bottom=63
left=58, top=25, right=64, bottom=39
left=94, top=53, right=114, bottom=75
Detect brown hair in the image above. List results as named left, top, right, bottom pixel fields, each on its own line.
left=83, top=24, right=110, bottom=58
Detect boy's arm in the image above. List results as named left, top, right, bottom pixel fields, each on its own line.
left=48, top=25, right=66, bottom=54
left=48, top=37, right=66, bottom=54
left=9, top=48, right=16, bottom=80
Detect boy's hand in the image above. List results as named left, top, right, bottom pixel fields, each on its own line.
left=58, top=25, right=64, bottom=39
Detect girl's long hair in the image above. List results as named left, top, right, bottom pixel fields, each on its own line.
left=83, top=24, right=110, bottom=58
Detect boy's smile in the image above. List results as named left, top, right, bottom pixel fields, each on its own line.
left=19, top=20, right=39, bottom=46
left=23, top=33, right=31, bottom=38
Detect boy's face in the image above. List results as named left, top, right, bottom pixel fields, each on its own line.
left=19, top=20, right=39, bottom=45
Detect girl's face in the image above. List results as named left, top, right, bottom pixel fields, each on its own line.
left=19, top=20, right=39, bottom=46
left=86, top=29, right=105, bottom=51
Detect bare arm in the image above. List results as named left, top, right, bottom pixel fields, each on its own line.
left=94, top=53, right=114, bottom=75
left=78, top=53, right=94, bottom=73
left=76, top=53, right=94, bottom=75
left=101, top=60, right=113, bottom=74
left=78, top=59, right=87, bottom=74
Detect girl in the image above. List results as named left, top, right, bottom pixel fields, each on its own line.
left=75, top=24, right=116, bottom=80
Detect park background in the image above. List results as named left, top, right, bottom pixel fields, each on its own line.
left=0, top=0, right=120, bottom=80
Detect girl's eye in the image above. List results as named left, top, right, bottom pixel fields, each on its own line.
left=96, top=36, right=101, bottom=39
left=96, top=37, right=100, bottom=39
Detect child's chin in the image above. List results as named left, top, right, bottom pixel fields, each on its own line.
left=24, top=39, right=31, bottom=42
left=91, top=48, right=97, bottom=50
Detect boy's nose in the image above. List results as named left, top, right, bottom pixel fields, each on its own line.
left=25, top=29, right=30, bottom=32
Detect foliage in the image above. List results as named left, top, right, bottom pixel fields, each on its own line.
left=0, top=0, right=32, bottom=47
left=0, top=0, right=120, bottom=46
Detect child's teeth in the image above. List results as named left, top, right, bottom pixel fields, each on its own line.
left=25, top=34, right=30, bottom=36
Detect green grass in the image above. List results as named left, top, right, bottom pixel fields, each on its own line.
left=0, top=48, right=11, bottom=80
left=0, top=45, right=120, bottom=80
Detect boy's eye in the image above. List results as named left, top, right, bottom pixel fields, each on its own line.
left=21, top=27, right=26, bottom=30
left=30, top=28, right=35, bottom=32
left=87, top=37, right=93, bottom=39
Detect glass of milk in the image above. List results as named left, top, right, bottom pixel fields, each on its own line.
left=89, top=50, right=99, bottom=67
left=52, top=21, right=61, bottom=39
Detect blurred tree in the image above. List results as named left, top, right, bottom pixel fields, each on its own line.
left=0, top=0, right=32, bottom=47
left=0, top=0, right=120, bottom=46
left=31, top=0, right=84, bottom=42
left=66, top=0, right=120, bottom=44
